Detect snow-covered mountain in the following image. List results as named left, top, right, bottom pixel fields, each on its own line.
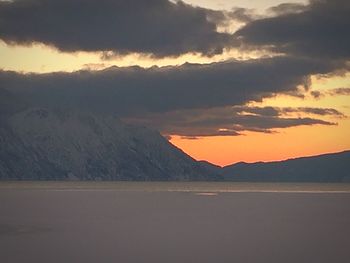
left=0, top=108, right=219, bottom=181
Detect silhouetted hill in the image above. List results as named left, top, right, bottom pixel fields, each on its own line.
left=223, top=151, right=350, bottom=182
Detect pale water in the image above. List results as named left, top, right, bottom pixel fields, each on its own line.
left=1, top=182, right=350, bottom=263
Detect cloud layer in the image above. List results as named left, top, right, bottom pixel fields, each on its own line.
left=0, top=56, right=337, bottom=116
left=1, top=55, right=343, bottom=136
left=123, top=106, right=339, bottom=138
left=0, top=0, right=233, bottom=57
left=235, top=0, right=350, bottom=60
left=1, top=0, right=349, bottom=62
left=1, top=0, right=349, bottom=137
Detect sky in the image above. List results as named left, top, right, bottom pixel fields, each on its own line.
left=1, top=0, right=349, bottom=166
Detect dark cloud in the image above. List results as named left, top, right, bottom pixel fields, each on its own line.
left=1, top=0, right=349, bottom=62
left=201, top=7, right=256, bottom=31
left=228, top=8, right=257, bottom=23
left=310, top=87, right=350, bottom=98
left=234, top=106, right=345, bottom=118
left=0, top=56, right=338, bottom=117
left=281, top=107, right=345, bottom=117
left=235, top=106, right=280, bottom=117
left=1, top=55, right=343, bottom=137
left=235, top=0, right=350, bottom=60
left=0, top=0, right=232, bottom=57
left=330, top=87, right=350, bottom=96
left=123, top=106, right=337, bottom=138
left=310, top=90, right=324, bottom=99
left=268, top=3, right=307, bottom=15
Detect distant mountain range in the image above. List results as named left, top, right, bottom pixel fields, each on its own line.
left=222, top=151, right=350, bottom=182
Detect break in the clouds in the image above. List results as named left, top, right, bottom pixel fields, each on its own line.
left=0, top=0, right=232, bottom=57
left=123, top=106, right=338, bottom=138
left=235, top=0, right=350, bottom=60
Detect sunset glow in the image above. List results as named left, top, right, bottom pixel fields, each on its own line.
left=1, top=0, right=349, bottom=166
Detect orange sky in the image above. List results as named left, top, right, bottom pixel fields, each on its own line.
left=170, top=74, right=350, bottom=166
left=170, top=122, right=350, bottom=166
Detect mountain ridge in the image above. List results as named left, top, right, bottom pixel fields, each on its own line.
left=222, top=150, right=350, bottom=182
left=225, top=150, right=350, bottom=167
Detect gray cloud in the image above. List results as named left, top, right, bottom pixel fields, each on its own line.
left=330, top=87, right=350, bottom=96
left=0, top=0, right=232, bottom=57
left=0, top=56, right=339, bottom=118
left=228, top=8, right=258, bottom=23
left=1, top=0, right=349, bottom=63
left=310, top=87, right=350, bottom=98
left=268, top=3, right=307, bottom=15
left=236, top=106, right=280, bottom=117
left=235, top=0, right=350, bottom=60
left=281, top=107, right=345, bottom=117
left=201, top=7, right=257, bottom=31
left=310, top=90, right=324, bottom=99
left=235, top=106, right=345, bottom=117
left=123, top=106, right=337, bottom=138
